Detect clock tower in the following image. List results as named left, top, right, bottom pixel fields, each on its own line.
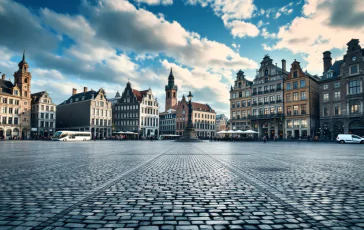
left=165, top=68, right=178, bottom=111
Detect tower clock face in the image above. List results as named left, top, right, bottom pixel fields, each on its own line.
left=352, top=56, right=356, bottom=61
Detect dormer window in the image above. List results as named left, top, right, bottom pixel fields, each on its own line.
left=14, top=90, right=18, bottom=96
left=293, top=71, right=297, bottom=78
left=264, top=69, right=268, bottom=76
left=75, top=98, right=79, bottom=102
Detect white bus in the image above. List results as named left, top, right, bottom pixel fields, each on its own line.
left=52, top=131, right=92, bottom=141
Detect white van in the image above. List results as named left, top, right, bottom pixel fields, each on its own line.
left=336, top=134, right=364, bottom=144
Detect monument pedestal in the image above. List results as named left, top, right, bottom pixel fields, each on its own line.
left=175, top=127, right=201, bottom=142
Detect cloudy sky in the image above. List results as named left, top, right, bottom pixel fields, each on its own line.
left=0, top=0, right=363, bottom=115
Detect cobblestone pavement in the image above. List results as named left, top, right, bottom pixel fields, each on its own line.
left=0, top=141, right=363, bottom=230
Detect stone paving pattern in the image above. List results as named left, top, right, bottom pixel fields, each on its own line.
left=0, top=141, right=363, bottom=229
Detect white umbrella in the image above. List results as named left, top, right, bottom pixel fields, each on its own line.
left=217, top=131, right=227, bottom=134
left=235, top=130, right=245, bottom=134
left=226, top=130, right=235, bottom=134
left=117, top=131, right=125, bottom=134
left=243, top=130, right=259, bottom=134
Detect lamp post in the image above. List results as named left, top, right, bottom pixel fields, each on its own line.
left=176, top=91, right=201, bottom=142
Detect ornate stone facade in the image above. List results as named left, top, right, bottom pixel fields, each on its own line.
left=0, top=51, right=31, bottom=139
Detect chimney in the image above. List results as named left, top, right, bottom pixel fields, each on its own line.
left=84, top=87, right=88, bottom=93
left=72, top=88, right=77, bottom=95
left=281, top=59, right=286, bottom=72
left=1, top=74, right=5, bottom=80
left=323, top=51, right=332, bottom=73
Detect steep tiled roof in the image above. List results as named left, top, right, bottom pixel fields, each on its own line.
left=0, top=79, right=14, bottom=95
left=31, top=91, right=46, bottom=103
left=321, top=60, right=343, bottom=81
left=132, top=89, right=148, bottom=102
left=59, top=90, right=100, bottom=105
left=192, top=102, right=215, bottom=113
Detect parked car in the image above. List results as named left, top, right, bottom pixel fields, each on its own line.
left=336, top=134, right=364, bottom=144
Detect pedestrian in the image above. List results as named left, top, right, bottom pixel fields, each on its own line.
left=263, top=136, right=267, bottom=143
left=307, top=135, right=310, bottom=142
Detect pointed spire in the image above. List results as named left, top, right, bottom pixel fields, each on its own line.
left=170, top=67, right=173, bottom=75
left=22, top=49, right=25, bottom=61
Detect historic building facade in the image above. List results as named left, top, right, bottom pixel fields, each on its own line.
left=249, top=55, right=288, bottom=139
left=229, top=70, right=252, bottom=130
left=0, top=52, right=31, bottom=139
left=113, top=82, right=159, bottom=137
left=319, top=39, right=364, bottom=139
left=284, top=60, right=319, bottom=139
left=159, top=108, right=176, bottom=135
left=56, top=87, right=112, bottom=138
left=31, top=91, right=57, bottom=138
left=175, top=96, right=216, bottom=138
left=215, top=114, right=228, bottom=133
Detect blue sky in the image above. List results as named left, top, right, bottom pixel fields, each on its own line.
left=0, top=0, right=363, bottom=116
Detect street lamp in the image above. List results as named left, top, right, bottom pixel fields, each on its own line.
left=176, top=90, right=200, bottom=142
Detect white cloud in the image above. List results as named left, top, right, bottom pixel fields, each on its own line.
left=186, top=0, right=260, bottom=38
left=225, top=20, right=259, bottom=38
left=275, top=12, right=281, bottom=19
left=261, top=28, right=277, bottom=39
left=31, top=69, right=66, bottom=80
left=269, top=0, right=364, bottom=74
left=262, top=43, right=273, bottom=51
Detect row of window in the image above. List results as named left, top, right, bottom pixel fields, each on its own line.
left=322, top=80, right=361, bottom=95
left=39, top=121, right=54, bottom=128
left=232, top=100, right=251, bottom=108
left=115, top=113, right=138, bottom=119
left=1, top=117, right=19, bottom=125
left=323, top=91, right=341, bottom=102
left=253, top=83, right=282, bottom=94
left=251, top=95, right=282, bottom=106
left=231, top=91, right=250, bottom=99
left=115, top=105, right=138, bottom=110
left=1, top=98, right=20, bottom=105
left=160, top=125, right=175, bottom=130
left=232, top=110, right=251, bottom=119
left=115, top=120, right=139, bottom=126
left=91, top=119, right=112, bottom=126
left=32, top=113, right=55, bottom=120
left=194, top=113, right=215, bottom=120
left=160, top=119, right=175, bottom=125
left=94, top=100, right=108, bottom=107
left=286, top=92, right=307, bottom=101
left=322, top=101, right=361, bottom=116
left=252, top=106, right=283, bottom=116
left=1, top=107, right=19, bottom=114
left=286, top=80, right=306, bottom=90
left=141, top=117, right=158, bottom=127
left=286, top=119, right=308, bottom=129
left=286, top=105, right=307, bottom=115
left=32, top=104, right=55, bottom=112
left=92, top=108, right=111, bottom=117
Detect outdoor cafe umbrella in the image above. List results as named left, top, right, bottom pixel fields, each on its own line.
left=243, top=130, right=259, bottom=134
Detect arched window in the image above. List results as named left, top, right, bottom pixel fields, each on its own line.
left=167, top=92, right=170, bottom=98
left=173, top=92, right=176, bottom=98
left=24, top=78, right=28, bottom=83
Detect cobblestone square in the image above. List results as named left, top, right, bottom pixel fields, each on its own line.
left=0, top=141, right=363, bottom=230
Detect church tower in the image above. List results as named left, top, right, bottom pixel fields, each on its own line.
left=14, top=50, right=32, bottom=98
left=165, top=68, right=178, bottom=111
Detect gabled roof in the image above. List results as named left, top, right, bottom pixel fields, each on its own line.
left=59, top=89, right=102, bottom=105
left=31, top=91, right=46, bottom=103
left=132, top=89, right=148, bottom=102
left=0, top=79, right=15, bottom=95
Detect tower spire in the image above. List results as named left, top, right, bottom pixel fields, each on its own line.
left=22, top=49, right=25, bottom=61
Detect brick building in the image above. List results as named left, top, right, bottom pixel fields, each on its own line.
left=0, top=52, right=31, bottom=139
left=319, top=39, right=364, bottom=139
left=284, top=60, right=319, bottom=139
left=229, top=70, right=252, bottom=130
